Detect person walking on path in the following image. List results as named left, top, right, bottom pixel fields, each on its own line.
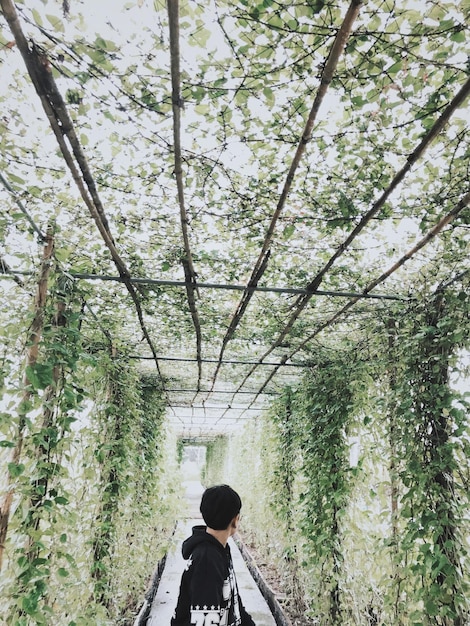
left=171, top=484, right=256, bottom=626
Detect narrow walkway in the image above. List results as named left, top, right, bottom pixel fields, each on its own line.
left=147, top=480, right=276, bottom=625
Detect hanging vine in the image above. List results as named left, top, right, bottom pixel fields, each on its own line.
left=0, top=231, right=54, bottom=572
left=386, top=280, right=470, bottom=625
left=4, top=262, right=87, bottom=625
left=201, top=435, right=228, bottom=487
left=90, top=351, right=137, bottom=607
left=0, top=278, right=181, bottom=623
left=208, top=276, right=469, bottom=625
left=294, top=357, right=365, bottom=623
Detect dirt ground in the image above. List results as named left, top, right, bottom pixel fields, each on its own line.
left=243, top=539, right=315, bottom=626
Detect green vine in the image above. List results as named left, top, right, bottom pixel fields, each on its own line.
left=387, top=284, right=470, bottom=624
left=211, top=276, right=469, bottom=625
left=1, top=280, right=181, bottom=624
left=90, top=352, right=137, bottom=607
left=7, top=269, right=85, bottom=625
left=291, top=355, right=366, bottom=624
left=201, top=435, right=228, bottom=486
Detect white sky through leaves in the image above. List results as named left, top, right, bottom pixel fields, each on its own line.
left=0, top=0, right=469, bottom=437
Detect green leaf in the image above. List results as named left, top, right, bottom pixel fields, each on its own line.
left=263, top=87, right=275, bottom=105
left=46, top=14, right=65, bottom=32
left=388, top=60, right=402, bottom=74
left=26, top=363, right=54, bottom=390
left=8, top=462, right=25, bottom=478
left=311, top=0, right=325, bottom=14
left=351, top=95, right=367, bottom=107
left=17, top=556, right=28, bottom=568
left=191, top=86, right=206, bottom=103
left=450, top=31, right=465, bottom=43
left=259, top=46, right=274, bottom=59
left=95, top=36, right=117, bottom=51
left=338, top=192, right=355, bottom=217
left=8, top=173, right=25, bottom=185
left=103, top=110, right=115, bottom=122
left=295, top=5, right=314, bottom=18
left=0, top=440, right=15, bottom=447
left=282, top=224, right=295, bottom=239
left=424, top=599, right=439, bottom=616
left=32, top=9, right=43, bottom=26
left=267, top=14, right=283, bottom=29
left=57, top=567, right=69, bottom=577
left=27, top=185, right=42, bottom=197
left=194, top=104, right=210, bottom=115
left=75, top=71, right=91, bottom=85
left=190, top=27, right=211, bottom=47
left=55, top=246, right=72, bottom=262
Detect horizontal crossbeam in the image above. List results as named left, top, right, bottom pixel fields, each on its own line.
left=1, top=270, right=405, bottom=301
left=169, top=404, right=262, bottom=411
left=167, top=388, right=277, bottom=395
left=129, top=355, right=306, bottom=367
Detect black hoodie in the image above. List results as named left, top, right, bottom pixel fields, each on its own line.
left=171, top=525, right=256, bottom=626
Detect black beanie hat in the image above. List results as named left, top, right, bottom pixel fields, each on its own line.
left=200, top=484, right=242, bottom=530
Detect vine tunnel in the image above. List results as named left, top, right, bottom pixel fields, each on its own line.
left=0, top=0, right=469, bottom=624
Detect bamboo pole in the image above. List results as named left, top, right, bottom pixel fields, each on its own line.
left=167, top=0, right=203, bottom=388
left=23, top=294, right=66, bottom=561
left=249, top=188, right=470, bottom=402
left=0, top=0, right=166, bottom=391
left=0, top=231, right=54, bottom=571
left=210, top=0, right=363, bottom=389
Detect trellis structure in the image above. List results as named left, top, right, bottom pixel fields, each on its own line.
left=0, top=0, right=469, bottom=622
left=1, top=0, right=468, bottom=435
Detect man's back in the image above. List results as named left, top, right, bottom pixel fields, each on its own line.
left=171, top=485, right=256, bottom=626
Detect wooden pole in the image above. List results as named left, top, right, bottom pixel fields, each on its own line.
left=0, top=230, right=54, bottom=570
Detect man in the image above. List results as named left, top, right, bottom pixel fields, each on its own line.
left=171, top=484, right=256, bottom=626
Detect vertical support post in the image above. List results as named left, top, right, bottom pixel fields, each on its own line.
left=0, top=231, right=54, bottom=570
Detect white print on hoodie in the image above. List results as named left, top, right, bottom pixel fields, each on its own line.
left=190, top=559, right=242, bottom=626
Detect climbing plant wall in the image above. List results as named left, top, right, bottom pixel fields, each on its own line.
left=206, top=274, right=469, bottom=625
left=384, top=284, right=470, bottom=624
left=0, top=251, right=182, bottom=624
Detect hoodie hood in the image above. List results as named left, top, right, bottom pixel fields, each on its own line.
left=181, top=525, right=227, bottom=559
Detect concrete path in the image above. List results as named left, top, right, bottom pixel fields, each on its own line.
left=146, top=480, right=276, bottom=625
